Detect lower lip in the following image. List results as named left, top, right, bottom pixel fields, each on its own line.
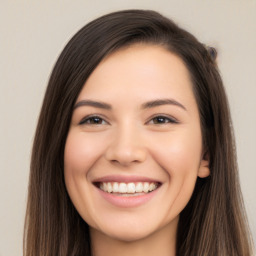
left=95, top=186, right=160, bottom=208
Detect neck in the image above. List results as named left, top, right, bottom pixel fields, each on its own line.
left=90, top=217, right=178, bottom=256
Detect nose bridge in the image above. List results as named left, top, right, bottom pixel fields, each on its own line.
left=105, top=120, right=147, bottom=166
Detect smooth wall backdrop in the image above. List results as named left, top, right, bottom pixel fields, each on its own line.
left=1, top=1, right=255, bottom=255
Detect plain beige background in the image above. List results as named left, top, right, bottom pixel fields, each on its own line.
left=0, top=0, right=255, bottom=255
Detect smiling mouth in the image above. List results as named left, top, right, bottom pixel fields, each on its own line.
left=94, top=181, right=160, bottom=196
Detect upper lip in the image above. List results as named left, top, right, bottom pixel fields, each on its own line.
left=92, top=175, right=162, bottom=183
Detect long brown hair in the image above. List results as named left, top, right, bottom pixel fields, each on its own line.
left=24, top=10, right=254, bottom=255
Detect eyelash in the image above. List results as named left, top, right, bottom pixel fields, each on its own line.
left=79, top=114, right=178, bottom=125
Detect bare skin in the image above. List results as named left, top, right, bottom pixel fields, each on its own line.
left=64, top=44, right=210, bottom=256
left=90, top=217, right=178, bottom=256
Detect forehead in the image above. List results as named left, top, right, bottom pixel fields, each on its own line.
left=76, top=44, right=196, bottom=110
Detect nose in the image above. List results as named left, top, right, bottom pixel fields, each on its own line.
left=105, top=125, right=147, bottom=166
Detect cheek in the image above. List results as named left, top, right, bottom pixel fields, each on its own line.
left=151, top=129, right=202, bottom=175
left=149, top=129, right=202, bottom=212
left=64, top=132, right=99, bottom=201
left=64, top=132, right=102, bottom=176
left=64, top=132, right=104, bottom=227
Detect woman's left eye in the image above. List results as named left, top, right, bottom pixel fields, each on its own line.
left=79, top=116, right=108, bottom=125
left=148, top=115, right=178, bottom=125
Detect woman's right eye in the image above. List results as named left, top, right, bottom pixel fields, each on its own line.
left=79, top=116, right=108, bottom=125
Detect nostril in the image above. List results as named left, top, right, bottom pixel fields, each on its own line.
left=104, top=139, right=147, bottom=165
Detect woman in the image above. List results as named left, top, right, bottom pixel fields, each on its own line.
left=23, top=10, right=253, bottom=256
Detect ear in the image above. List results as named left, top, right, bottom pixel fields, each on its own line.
left=198, top=153, right=210, bottom=178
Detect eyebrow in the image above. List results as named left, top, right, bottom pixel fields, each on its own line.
left=73, top=98, right=186, bottom=111
left=74, top=100, right=112, bottom=110
left=141, top=99, right=187, bottom=111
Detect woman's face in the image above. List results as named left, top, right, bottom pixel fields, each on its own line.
left=64, top=44, right=209, bottom=242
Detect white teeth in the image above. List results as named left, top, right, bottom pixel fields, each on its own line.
left=103, top=183, right=108, bottom=191
left=99, top=181, right=158, bottom=194
left=107, top=182, right=112, bottom=193
left=135, top=182, right=143, bottom=192
left=112, top=182, right=119, bottom=192
left=149, top=183, right=156, bottom=191
left=119, top=183, right=127, bottom=193
left=127, top=183, right=136, bottom=193
left=143, top=182, right=149, bottom=193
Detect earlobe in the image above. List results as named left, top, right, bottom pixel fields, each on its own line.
left=198, top=155, right=210, bottom=178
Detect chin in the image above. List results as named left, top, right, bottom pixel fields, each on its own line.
left=89, top=213, right=178, bottom=244
left=94, top=225, right=157, bottom=243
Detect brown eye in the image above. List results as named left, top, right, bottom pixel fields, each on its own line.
left=149, top=116, right=178, bottom=125
left=79, top=116, right=108, bottom=125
